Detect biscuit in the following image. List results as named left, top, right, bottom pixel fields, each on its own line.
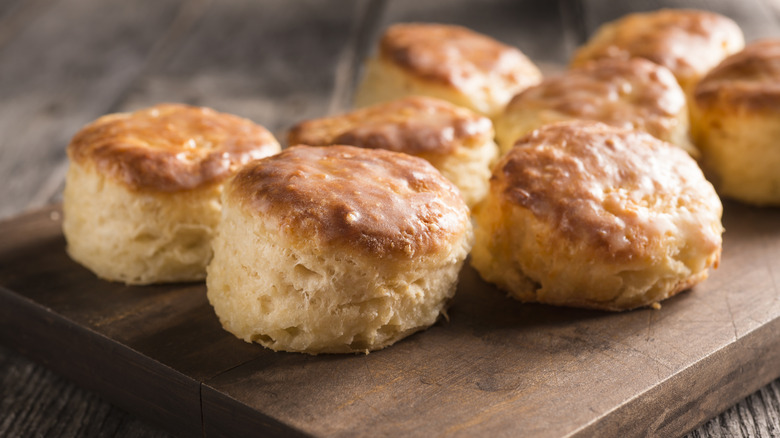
left=63, top=103, right=281, bottom=284
left=354, top=23, right=542, bottom=118
left=693, top=39, right=780, bottom=205
left=471, top=121, right=723, bottom=311
left=206, top=145, right=473, bottom=354
left=495, top=58, right=696, bottom=156
left=288, top=96, right=498, bottom=207
left=571, top=9, right=744, bottom=97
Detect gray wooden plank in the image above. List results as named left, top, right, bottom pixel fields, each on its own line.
left=0, top=0, right=53, bottom=50
left=0, top=0, right=197, bottom=220
left=0, top=345, right=172, bottom=438
left=117, top=0, right=373, bottom=144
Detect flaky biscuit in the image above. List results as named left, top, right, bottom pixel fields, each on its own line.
left=63, top=103, right=280, bottom=284
left=206, top=145, right=473, bottom=354
left=471, top=121, right=723, bottom=311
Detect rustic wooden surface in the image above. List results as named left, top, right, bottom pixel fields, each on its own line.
left=1, top=0, right=780, bottom=436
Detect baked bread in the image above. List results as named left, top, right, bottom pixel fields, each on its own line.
left=63, top=103, right=280, bottom=285
left=693, top=39, right=780, bottom=205
left=206, top=145, right=473, bottom=354
left=288, top=96, right=498, bottom=207
left=354, top=23, right=542, bottom=119
left=471, top=121, right=723, bottom=311
left=495, top=58, right=696, bottom=156
left=571, top=9, right=744, bottom=97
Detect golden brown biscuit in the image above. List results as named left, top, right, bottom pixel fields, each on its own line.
left=693, top=39, right=780, bottom=205
left=288, top=96, right=498, bottom=207
left=471, top=121, right=723, bottom=311
left=354, top=23, right=542, bottom=118
left=495, top=58, right=695, bottom=155
left=63, top=103, right=281, bottom=284
left=207, top=145, right=473, bottom=354
left=571, top=9, right=744, bottom=96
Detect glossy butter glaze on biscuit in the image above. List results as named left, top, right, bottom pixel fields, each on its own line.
left=63, top=103, right=281, bottom=285
left=693, top=39, right=780, bottom=205
left=68, top=103, right=280, bottom=192
left=496, top=58, right=694, bottom=155
left=572, top=9, right=744, bottom=95
left=289, top=96, right=498, bottom=207
left=208, top=145, right=473, bottom=354
left=471, top=121, right=723, bottom=311
left=355, top=23, right=542, bottom=118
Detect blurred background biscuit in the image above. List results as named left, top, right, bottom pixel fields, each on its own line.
left=495, top=58, right=694, bottom=155
left=571, top=9, right=744, bottom=98
left=693, top=39, right=780, bottom=205
left=354, top=23, right=542, bottom=119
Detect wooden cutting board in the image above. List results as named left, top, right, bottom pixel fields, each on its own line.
left=0, top=203, right=778, bottom=438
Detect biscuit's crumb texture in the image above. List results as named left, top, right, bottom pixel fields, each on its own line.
left=207, top=145, right=473, bottom=354
left=471, top=121, right=723, bottom=311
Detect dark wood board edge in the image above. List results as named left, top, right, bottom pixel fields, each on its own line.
left=572, top=316, right=780, bottom=437
left=0, top=285, right=202, bottom=437
left=201, top=384, right=311, bottom=438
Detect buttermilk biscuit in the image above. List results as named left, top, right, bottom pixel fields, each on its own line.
left=495, top=58, right=695, bottom=156
left=571, top=9, right=744, bottom=97
left=206, top=145, right=473, bottom=354
left=693, top=39, right=780, bottom=205
left=63, top=103, right=280, bottom=285
left=471, top=121, right=723, bottom=311
left=288, top=96, right=498, bottom=207
left=354, top=23, right=542, bottom=119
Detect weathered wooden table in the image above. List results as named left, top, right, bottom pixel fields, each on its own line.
left=1, top=0, right=779, bottom=436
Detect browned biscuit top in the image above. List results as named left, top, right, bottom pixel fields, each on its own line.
left=495, top=121, right=721, bottom=261
left=571, top=9, right=744, bottom=83
left=695, top=39, right=780, bottom=111
left=67, top=103, right=280, bottom=192
left=288, top=96, right=492, bottom=155
left=506, top=58, right=686, bottom=138
left=229, top=145, right=470, bottom=258
left=379, top=23, right=541, bottom=93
